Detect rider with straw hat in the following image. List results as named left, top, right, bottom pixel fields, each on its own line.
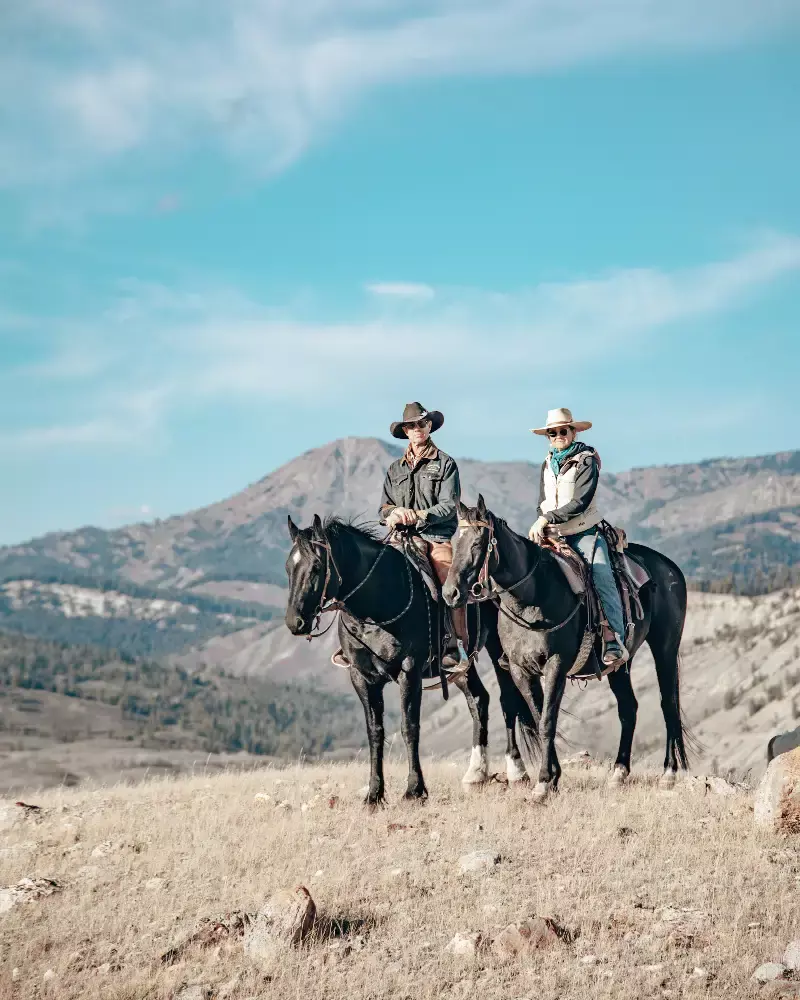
left=528, top=407, right=628, bottom=668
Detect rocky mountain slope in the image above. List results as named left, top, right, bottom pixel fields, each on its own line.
left=0, top=439, right=798, bottom=661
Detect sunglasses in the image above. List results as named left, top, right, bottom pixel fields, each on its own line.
left=546, top=426, right=573, bottom=438
left=406, top=419, right=430, bottom=430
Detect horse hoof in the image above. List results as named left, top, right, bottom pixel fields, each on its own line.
left=609, top=765, right=630, bottom=787
left=659, top=770, right=677, bottom=790
left=505, top=754, right=529, bottom=784
left=531, top=781, right=551, bottom=803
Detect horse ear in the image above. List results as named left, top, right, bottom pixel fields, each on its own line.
left=456, top=499, right=469, bottom=520
left=287, top=515, right=300, bottom=542
left=311, top=514, right=324, bottom=538
left=476, top=494, right=487, bottom=518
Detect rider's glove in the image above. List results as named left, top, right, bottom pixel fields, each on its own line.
left=528, top=515, right=550, bottom=544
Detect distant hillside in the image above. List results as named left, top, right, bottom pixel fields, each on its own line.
left=0, top=439, right=798, bottom=659
left=0, top=631, right=367, bottom=791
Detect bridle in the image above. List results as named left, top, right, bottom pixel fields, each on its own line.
left=458, top=513, right=582, bottom=635
left=458, top=514, right=540, bottom=603
left=294, top=532, right=413, bottom=639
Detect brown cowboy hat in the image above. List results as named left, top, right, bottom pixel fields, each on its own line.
left=390, top=401, right=444, bottom=439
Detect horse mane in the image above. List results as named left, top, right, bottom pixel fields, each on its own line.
left=322, top=514, right=384, bottom=543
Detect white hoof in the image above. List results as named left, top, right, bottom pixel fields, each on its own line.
left=659, top=769, right=677, bottom=789
left=531, top=781, right=551, bottom=803
left=609, top=765, right=630, bottom=787
left=461, top=746, right=489, bottom=787
left=506, top=754, right=529, bottom=784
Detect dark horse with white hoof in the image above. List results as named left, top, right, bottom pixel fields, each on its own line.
left=285, top=514, right=540, bottom=807
left=443, top=496, right=694, bottom=801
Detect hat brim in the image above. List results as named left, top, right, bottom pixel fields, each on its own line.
left=390, top=410, right=444, bottom=439
left=531, top=420, right=592, bottom=436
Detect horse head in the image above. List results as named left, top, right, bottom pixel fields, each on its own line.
left=443, top=494, right=494, bottom=608
left=284, top=513, right=337, bottom=635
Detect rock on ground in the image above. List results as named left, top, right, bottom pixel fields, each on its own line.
left=175, top=986, right=212, bottom=1000
left=783, top=940, right=800, bottom=972
left=445, top=932, right=485, bottom=958
left=243, top=886, right=316, bottom=965
left=755, top=748, right=800, bottom=834
left=491, top=917, right=572, bottom=960
left=0, top=878, right=62, bottom=915
left=752, top=962, right=787, bottom=983
left=458, top=850, right=501, bottom=875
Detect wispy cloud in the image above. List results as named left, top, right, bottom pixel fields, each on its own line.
left=366, top=282, right=436, bottom=301
left=2, top=231, right=798, bottom=451
left=3, top=1, right=800, bottom=201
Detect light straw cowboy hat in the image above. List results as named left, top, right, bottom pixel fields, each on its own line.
left=531, top=407, right=592, bottom=436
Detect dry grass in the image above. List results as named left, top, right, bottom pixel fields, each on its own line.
left=1, top=758, right=799, bottom=1000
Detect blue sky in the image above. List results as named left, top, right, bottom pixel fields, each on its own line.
left=1, top=1, right=800, bottom=544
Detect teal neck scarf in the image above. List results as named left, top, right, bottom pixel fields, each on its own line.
left=550, top=441, right=579, bottom=477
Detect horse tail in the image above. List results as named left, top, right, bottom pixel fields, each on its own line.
left=645, top=554, right=702, bottom=770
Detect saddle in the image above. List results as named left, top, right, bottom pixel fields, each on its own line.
left=389, top=533, right=440, bottom=602
left=544, top=523, right=651, bottom=677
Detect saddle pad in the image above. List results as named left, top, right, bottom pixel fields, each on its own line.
left=623, top=554, right=650, bottom=590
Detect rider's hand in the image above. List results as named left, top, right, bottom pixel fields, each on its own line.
left=387, top=507, right=416, bottom=529
left=529, top=515, right=550, bottom=544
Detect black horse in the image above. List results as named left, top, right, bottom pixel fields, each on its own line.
left=285, top=514, right=539, bottom=805
left=443, top=496, right=692, bottom=800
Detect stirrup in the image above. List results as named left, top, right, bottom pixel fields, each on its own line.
left=601, top=642, right=629, bottom=668
left=331, top=648, right=350, bottom=669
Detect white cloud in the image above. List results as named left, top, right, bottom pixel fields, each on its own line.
left=3, top=231, right=798, bottom=450
left=366, top=282, right=436, bottom=301
left=3, top=1, right=800, bottom=194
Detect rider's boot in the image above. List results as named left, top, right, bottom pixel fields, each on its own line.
left=601, top=623, right=629, bottom=669
left=442, top=606, right=467, bottom=670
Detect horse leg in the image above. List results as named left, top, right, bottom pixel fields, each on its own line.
left=531, top=660, right=567, bottom=802
left=398, top=665, right=427, bottom=800
left=493, top=664, right=531, bottom=783
left=453, top=664, right=490, bottom=788
left=350, top=667, right=387, bottom=807
left=607, top=665, right=638, bottom=786
left=508, top=662, right=550, bottom=796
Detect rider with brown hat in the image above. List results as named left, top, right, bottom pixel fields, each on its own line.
left=379, top=402, right=466, bottom=667
left=528, top=407, right=629, bottom=668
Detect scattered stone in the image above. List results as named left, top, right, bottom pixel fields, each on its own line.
left=580, top=954, right=600, bottom=966
left=690, top=967, right=708, bottom=979
left=0, top=877, right=62, bottom=915
left=783, top=941, right=800, bottom=971
left=430, top=831, right=442, bottom=843
left=175, top=985, right=212, bottom=1000
left=754, top=748, right=800, bottom=834
left=275, top=801, right=291, bottom=811
left=243, top=886, right=316, bottom=966
left=11, top=968, right=20, bottom=982
left=161, top=911, right=253, bottom=965
left=145, top=877, right=166, bottom=891
left=91, top=841, right=117, bottom=858
left=253, top=793, right=272, bottom=804
left=43, top=969, right=55, bottom=982
left=96, top=963, right=112, bottom=975
left=752, top=963, right=787, bottom=984
left=643, top=963, right=664, bottom=973
left=491, top=917, right=573, bottom=960
left=446, top=931, right=485, bottom=958
left=459, top=849, right=501, bottom=875
left=651, top=906, right=707, bottom=944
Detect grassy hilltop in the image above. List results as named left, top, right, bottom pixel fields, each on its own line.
left=1, top=759, right=799, bottom=1000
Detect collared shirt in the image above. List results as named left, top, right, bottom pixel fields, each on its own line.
left=378, top=442, right=460, bottom=542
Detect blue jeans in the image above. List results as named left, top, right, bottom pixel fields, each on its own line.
left=567, top=529, right=625, bottom=641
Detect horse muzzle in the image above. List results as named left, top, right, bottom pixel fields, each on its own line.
left=285, top=611, right=311, bottom=635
